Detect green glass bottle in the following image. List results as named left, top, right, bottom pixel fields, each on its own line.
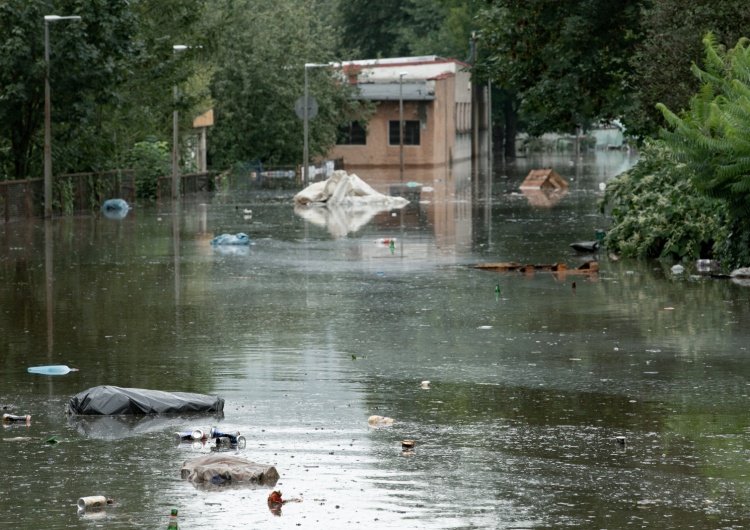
left=167, top=509, right=178, bottom=529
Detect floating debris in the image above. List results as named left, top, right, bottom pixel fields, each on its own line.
left=475, top=261, right=599, bottom=276
left=368, top=415, right=394, bottom=428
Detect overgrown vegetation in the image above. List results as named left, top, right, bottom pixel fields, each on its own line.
left=126, top=139, right=170, bottom=200
left=599, top=142, right=727, bottom=262
left=601, top=34, right=750, bottom=269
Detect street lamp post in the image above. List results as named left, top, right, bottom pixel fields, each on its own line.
left=303, top=63, right=328, bottom=183
left=398, top=72, right=408, bottom=183
left=172, top=45, right=188, bottom=200
left=44, top=14, right=81, bottom=219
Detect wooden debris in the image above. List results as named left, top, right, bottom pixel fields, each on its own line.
left=520, top=169, right=569, bottom=190
left=474, top=260, right=598, bottom=275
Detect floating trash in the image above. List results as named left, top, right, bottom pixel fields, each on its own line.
left=368, top=415, right=394, bottom=428
left=100, top=199, right=130, bottom=220
left=28, top=365, right=78, bottom=375
left=211, top=233, right=251, bottom=246
left=2, top=413, right=31, bottom=423
left=77, top=495, right=114, bottom=511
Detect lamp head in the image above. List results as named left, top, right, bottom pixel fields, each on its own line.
left=45, top=15, right=82, bottom=22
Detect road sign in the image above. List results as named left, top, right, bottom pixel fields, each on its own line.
left=295, top=95, right=318, bottom=120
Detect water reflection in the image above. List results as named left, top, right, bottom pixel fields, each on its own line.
left=519, top=187, right=568, bottom=207
left=4, top=150, right=750, bottom=529
left=294, top=203, right=406, bottom=238
left=68, top=413, right=223, bottom=440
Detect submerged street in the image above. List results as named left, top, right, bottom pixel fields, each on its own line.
left=2, top=151, right=750, bottom=529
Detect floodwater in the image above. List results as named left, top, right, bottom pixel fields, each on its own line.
left=2, top=150, right=750, bottom=529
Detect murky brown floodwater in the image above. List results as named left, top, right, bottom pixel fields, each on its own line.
left=3, top=150, right=750, bottom=529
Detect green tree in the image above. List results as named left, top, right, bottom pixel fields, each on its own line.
left=0, top=0, right=208, bottom=181
left=626, top=0, right=750, bottom=140
left=335, top=0, right=481, bottom=61
left=475, top=0, right=645, bottom=152
left=336, top=0, right=411, bottom=59
left=127, top=138, right=170, bottom=200
left=208, top=0, right=372, bottom=168
left=0, top=1, right=135, bottom=180
left=398, top=0, right=483, bottom=59
left=96, top=0, right=213, bottom=173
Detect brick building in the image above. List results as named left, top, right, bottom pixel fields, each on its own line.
left=327, top=56, right=484, bottom=173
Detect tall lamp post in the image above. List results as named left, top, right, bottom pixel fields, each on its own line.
left=303, top=63, right=328, bottom=183
left=398, top=72, right=408, bottom=183
left=44, top=14, right=81, bottom=219
left=172, top=45, right=188, bottom=200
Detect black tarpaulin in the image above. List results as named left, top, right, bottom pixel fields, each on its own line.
left=66, top=385, right=224, bottom=415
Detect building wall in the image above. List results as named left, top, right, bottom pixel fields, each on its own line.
left=327, top=58, right=476, bottom=170
left=329, top=94, right=442, bottom=169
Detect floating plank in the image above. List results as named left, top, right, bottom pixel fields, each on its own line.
left=475, top=260, right=598, bottom=274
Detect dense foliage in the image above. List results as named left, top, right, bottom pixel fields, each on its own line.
left=126, top=139, right=170, bottom=200
left=626, top=0, right=750, bottom=139
left=657, top=34, right=750, bottom=267
left=0, top=0, right=208, bottom=182
left=599, top=143, right=726, bottom=262
left=602, top=35, right=750, bottom=268
left=207, top=0, right=373, bottom=167
left=658, top=34, right=750, bottom=218
left=475, top=0, right=645, bottom=143
left=335, top=0, right=481, bottom=60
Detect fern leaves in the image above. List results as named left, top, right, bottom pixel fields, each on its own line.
left=658, top=33, right=750, bottom=217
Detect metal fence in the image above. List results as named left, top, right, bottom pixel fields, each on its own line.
left=2, top=170, right=222, bottom=221
left=1, top=170, right=135, bottom=222
left=155, top=172, right=214, bottom=204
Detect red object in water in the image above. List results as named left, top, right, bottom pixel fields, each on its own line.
left=268, top=491, right=283, bottom=504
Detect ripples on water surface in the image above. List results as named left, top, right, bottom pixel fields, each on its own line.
left=2, top=151, right=750, bottom=528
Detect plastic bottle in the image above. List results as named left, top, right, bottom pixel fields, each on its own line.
left=2, top=413, right=31, bottom=423
left=27, top=365, right=79, bottom=375
left=167, top=509, right=179, bottom=529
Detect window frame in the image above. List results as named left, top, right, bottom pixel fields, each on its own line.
left=388, top=120, right=421, bottom=146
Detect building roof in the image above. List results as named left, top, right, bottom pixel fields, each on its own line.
left=340, top=56, right=468, bottom=68
left=355, top=81, right=435, bottom=101
left=338, top=56, right=469, bottom=83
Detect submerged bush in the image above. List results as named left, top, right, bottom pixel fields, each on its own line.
left=127, top=139, right=170, bottom=200
left=599, top=142, right=727, bottom=262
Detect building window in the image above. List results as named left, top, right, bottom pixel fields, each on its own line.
left=336, top=121, right=367, bottom=145
left=389, top=120, right=421, bottom=146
